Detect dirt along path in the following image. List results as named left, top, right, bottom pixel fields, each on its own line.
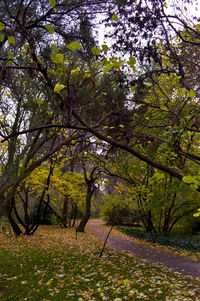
left=86, top=220, right=200, bottom=278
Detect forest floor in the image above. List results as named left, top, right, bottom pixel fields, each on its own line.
left=0, top=224, right=200, bottom=300
left=86, top=219, right=200, bottom=278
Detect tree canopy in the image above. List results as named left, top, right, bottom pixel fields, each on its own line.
left=0, top=0, right=200, bottom=217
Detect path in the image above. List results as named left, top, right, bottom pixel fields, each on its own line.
left=86, top=220, right=200, bottom=278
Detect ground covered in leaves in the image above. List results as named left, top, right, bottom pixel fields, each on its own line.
left=0, top=225, right=200, bottom=300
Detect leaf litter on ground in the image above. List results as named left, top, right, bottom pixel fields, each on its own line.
left=0, top=225, right=200, bottom=300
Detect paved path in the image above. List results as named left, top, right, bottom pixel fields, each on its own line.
left=86, top=220, right=200, bottom=278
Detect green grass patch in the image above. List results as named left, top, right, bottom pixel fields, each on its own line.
left=0, top=226, right=200, bottom=300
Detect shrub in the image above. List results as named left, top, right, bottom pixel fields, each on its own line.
left=101, top=196, right=140, bottom=225
left=117, top=226, right=200, bottom=251
left=29, top=202, right=53, bottom=225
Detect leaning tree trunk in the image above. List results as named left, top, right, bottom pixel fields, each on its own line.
left=76, top=187, right=94, bottom=232
left=7, top=198, right=23, bottom=236
left=76, top=162, right=99, bottom=232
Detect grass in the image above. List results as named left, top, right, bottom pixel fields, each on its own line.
left=116, top=226, right=200, bottom=261
left=0, top=225, right=200, bottom=300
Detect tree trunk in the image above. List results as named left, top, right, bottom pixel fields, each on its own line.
left=72, top=203, right=77, bottom=227
left=8, top=215, right=23, bottom=235
left=77, top=187, right=93, bottom=232
left=7, top=198, right=22, bottom=236
left=62, top=197, right=69, bottom=227
left=76, top=162, right=99, bottom=232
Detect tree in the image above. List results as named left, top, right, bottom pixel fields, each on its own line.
left=101, top=188, right=140, bottom=226
left=100, top=148, right=200, bottom=234
left=7, top=160, right=55, bottom=235
left=1, top=0, right=200, bottom=218
left=0, top=74, right=79, bottom=216
left=76, top=162, right=100, bottom=232
left=49, top=166, right=87, bottom=228
left=0, top=0, right=110, bottom=216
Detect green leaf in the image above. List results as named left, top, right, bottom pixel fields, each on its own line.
left=195, top=23, right=200, bottom=31
left=102, top=44, right=108, bottom=51
left=49, top=0, right=56, bottom=6
left=51, top=44, right=59, bottom=52
left=71, top=67, right=80, bottom=74
left=127, top=56, right=136, bottom=71
left=36, top=98, right=44, bottom=104
left=66, top=42, right=82, bottom=50
left=23, top=43, right=30, bottom=51
left=160, top=105, right=168, bottom=111
left=45, top=24, right=55, bottom=34
left=112, top=14, right=119, bottom=21
left=48, top=69, right=57, bottom=76
left=182, top=175, right=194, bottom=184
left=103, top=64, right=113, bottom=74
left=8, top=36, right=15, bottom=47
left=0, top=33, right=4, bottom=42
left=91, top=47, right=101, bottom=55
left=177, top=88, right=186, bottom=97
left=50, top=52, right=64, bottom=64
left=119, top=124, right=124, bottom=128
left=54, top=84, right=66, bottom=93
left=131, top=86, right=136, bottom=92
left=8, top=51, right=14, bottom=60
left=190, top=183, right=198, bottom=191
left=5, top=60, right=12, bottom=66
left=154, top=173, right=165, bottom=180
left=37, top=56, right=42, bottom=63
left=0, top=22, right=5, bottom=31
left=83, top=73, right=91, bottom=78
left=189, top=89, right=196, bottom=98
left=144, top=82, right=152, bottom=87
left=113, top=59, right=124, bottom=69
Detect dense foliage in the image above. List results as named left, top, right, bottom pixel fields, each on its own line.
left=0, top=0, right=200, bottom=235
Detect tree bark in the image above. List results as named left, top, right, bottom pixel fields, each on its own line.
left=7, top=198, right=22, bottom=236
left=62, top=197, right=69, bottom=227
left=76, top=187, right=93, bottom=232
left=77, top=163, right=98, bottom=232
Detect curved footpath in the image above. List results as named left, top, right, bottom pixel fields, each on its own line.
left=86, top=220, right=200, bottom=278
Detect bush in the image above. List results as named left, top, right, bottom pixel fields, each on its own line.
left=29, top=202, right=53, bottom=225
left=191, top=219, right=200, bottom=235
left=117, top=226, right=200, bottom=251
left=101, top=196, right=140, bottom=225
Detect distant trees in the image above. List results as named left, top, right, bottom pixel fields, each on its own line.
left=100, top=149, right=200, bottom=234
